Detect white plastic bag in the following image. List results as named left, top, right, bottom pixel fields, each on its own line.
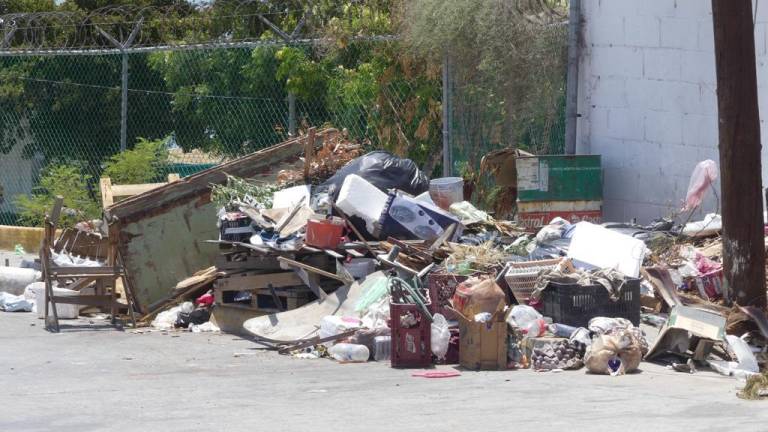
left=0, top=267, right=41, bottom=295
left=152, top=305, right=183, bottom=330
left=682, top=213, right=722, bottom=238
left=0, top=292, right=34, bottom=312
left=507, top=305, right=546, bottom=338
left=430, top=313, right=451, bottom=360
left=190, top=321, right=221, bottom=333
left=683, top=160, right=718, bottom=211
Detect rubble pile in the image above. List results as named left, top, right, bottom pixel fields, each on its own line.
left=2, top=129, right=767, bottom=397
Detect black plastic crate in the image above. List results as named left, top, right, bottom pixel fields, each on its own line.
left=219, top=214, right=254, bottom=243
left=540, top=278, right=641, bottom=327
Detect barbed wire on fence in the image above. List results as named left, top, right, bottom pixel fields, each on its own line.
left=0, top=1, right=571, bottom=227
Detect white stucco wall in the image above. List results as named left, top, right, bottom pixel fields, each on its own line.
left=578, top=0, right=768, bottom=223
left=0, top=120, right=40, bottom=218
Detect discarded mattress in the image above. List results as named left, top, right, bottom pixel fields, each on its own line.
left=242, top=272, right=384, bottom=342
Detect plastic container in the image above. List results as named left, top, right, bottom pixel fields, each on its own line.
left=504, top=258, right=564, bottom=303
left=390, top=299, right=433, bottom=368
left=540, top=278, right=641, bottom=328
left=374, top=335, right=392, bottom=361
left=319, top=316, right=362, bottom=345
left=343, top=258, right=376, bottom=280
left=429, top=177, right=464, bottom=210
left=329, top=343, right=370, bottom=362
left=33, top=285, right=80, bottom=319
left=219, top=212, right=254, bottom=243
left=306, top=218, right=345, bottom=249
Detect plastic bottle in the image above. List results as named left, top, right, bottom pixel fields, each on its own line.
left=374, top=336, right=391, bottom=361
left=329, top=343, right=370, bottom=363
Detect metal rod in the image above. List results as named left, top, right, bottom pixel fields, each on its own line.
left=564, top=0, right=581, bottom=155
left=441, top=54, right=451, bottom=176
left=120, top=52, right=129, bottom=152
left=288, top=92, right=297, bottom=137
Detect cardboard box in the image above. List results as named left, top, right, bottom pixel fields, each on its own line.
left=454, top=302, right=508, bottom=370
left=646, top=305, right=726, bottom=360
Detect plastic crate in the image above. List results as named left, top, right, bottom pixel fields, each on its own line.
left=540, top=278, right=641, bottom=327
left=504, top=258, right=566, bottom=303
left=389, top=301, right=432, bottom=368
left=219, top=213, right=254, bottom=243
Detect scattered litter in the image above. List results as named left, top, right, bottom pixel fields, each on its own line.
left=412, top=371, right=461, bottom=378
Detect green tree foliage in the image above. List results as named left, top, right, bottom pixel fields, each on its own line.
left=103, top=137, right=168, bottom=184
left=15, top=164, right=101, bottom=228
left=402, top=0, right=569, bottom=161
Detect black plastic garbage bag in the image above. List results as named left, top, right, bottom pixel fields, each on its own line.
left=175, top=308, right=212, bottom=328
left=529, top=238, right=572, bottom=260
left=320, top=151, right=429, bottom=201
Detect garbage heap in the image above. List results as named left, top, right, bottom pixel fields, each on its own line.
left=198, top=148, right=766, bottom=383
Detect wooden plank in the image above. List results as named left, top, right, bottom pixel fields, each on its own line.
left=304, top=127, right=316, bottom=180
left=106, top=128, right=339, bottom=220
left=214, top=272, right=303, bottom=291
left=49, top=266, right=120, bottom=277
left=100, top=177, right=114, bottom=207
left=111, top=183, right=169, bottom=197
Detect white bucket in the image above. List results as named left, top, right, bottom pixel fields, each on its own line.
left=429, top=177, right=464, bottom=210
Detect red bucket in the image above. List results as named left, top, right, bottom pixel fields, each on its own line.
left=306, top=218, right=345, bottom=249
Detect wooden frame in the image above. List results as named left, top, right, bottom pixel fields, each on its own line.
left=41, top=196, right=137, bottom=332
left=100, top=173, right=180, bottom=208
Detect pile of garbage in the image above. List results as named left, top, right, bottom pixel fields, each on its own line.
left=202, top=151, right=763, bottom=385
left=3, top=137, right=768, bottom=395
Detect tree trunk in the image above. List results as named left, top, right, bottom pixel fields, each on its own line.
left=711, top=0, right=767, bottom=308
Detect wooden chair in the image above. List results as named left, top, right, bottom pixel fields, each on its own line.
left=41, top=196, right=137, bottom=332
left=100, top=173, right=180, bottom=208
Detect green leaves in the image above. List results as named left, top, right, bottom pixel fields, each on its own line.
left=15, top=163, right=101, bottom=228
left=102, top=137, right=168, bottom=185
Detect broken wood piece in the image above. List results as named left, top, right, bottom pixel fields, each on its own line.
left=304, top=127, right=316, bottom=180
left=429, top=223, right=458, bottom=253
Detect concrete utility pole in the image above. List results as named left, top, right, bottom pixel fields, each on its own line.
left=711, top=0, right=767, bottom=308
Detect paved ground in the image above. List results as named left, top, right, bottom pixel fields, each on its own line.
left=1, top=310, right=766, bottom=432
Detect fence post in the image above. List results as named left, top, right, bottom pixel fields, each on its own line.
left=120, top=52, right=129, bottom=152
left=564, top=0, right=581, bottom=155
left=442, top=54, right=452, bottom=177
left=95, top=18, right=142, bottom=153
left=288, top=92, right=297, bottom=137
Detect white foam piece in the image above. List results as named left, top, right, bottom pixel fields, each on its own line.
left=567, top=222, right=647, bottom=278
left=336, top=174, right=388, bottom=235
left=273, top=185, right=311, bottom=209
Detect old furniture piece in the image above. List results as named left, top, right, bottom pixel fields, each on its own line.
left=99, top=173, right=180, bottom=208
left=41, top=196, right=137, bottom=332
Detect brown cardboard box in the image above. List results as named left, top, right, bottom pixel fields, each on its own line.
left=454, top=301, right=508, bottom=370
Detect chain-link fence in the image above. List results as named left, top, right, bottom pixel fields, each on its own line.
left=448, top=22, right=569, bottom=176
left=0, top=40, right=447, bottom=226
left=0, top=23, right=569, bottom=227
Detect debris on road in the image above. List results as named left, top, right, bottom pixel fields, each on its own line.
left=3, top=137, right=764, bottom=396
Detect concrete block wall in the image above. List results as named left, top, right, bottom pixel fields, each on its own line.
left=577, top=0, right=768, bottom=223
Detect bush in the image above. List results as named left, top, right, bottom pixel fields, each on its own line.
left=15, top=164, right=101, bottom=228
left=102, top=137, right=168, bottom=184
